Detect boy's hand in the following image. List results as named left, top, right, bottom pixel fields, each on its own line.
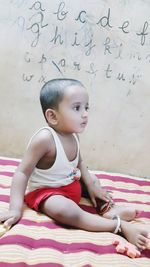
left=0, top=210, right=21, bottom=229
left=87, top=178, right=113, bottom=207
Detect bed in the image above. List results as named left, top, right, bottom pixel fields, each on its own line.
left=0, top=156, right=150, bottom=267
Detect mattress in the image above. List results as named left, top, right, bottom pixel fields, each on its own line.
left=0, top=156, right=150, bottom=267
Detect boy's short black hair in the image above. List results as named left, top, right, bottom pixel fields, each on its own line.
left=40, top=78, right=84, bottom=117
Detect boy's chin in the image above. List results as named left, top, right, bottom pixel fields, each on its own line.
left=76, top=128, right=86, bottom=134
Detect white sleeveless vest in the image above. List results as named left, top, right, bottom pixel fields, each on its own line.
left=28, top=127, right=81, bottom=191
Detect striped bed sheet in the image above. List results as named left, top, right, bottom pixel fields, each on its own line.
left=0, top=156, right=150, bottom=267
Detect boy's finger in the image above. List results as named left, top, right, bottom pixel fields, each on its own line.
left=107, top=190, right=113, bottom=194
left=0, top=224, right=8, bottom=237
left=3, top=218, right=14, bottom=229
left=101, top=196, right=109, bottom=202
left=0, top=215, right=10, bottom=223
left=106, top=191, right=113, bottom=198
left=91, top=197, right=96, bottom=207
left=106, top=194, right=113, bottom=202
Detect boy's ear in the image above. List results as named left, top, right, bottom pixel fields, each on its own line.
left=45, top=109, right=58, bottom=125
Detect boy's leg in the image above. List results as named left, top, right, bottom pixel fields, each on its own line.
left=40, top=195, right=149, bottom=250
left=103, top=205, right=139, bottom=221
left=40, top=195, right=117, bottom=232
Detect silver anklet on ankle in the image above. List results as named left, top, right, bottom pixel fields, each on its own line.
left=113, top=215, right=121, bottom=234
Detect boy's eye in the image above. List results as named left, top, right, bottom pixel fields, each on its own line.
left=85, top=106, right=89, bottom=111
left=73, top=105, right=80, bottom=111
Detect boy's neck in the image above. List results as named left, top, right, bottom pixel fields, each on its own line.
left=48, top=125, right=74, bottom=137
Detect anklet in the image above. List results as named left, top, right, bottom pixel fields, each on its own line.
left=113, top=215, right=121, bottom=234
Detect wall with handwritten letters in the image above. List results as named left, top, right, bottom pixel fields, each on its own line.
left=1, top=0, right=150, bottom=177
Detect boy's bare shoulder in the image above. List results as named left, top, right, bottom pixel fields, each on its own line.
left=36, top=128, right=53, bottom=140
left=29, top=128, right=54, bottom=153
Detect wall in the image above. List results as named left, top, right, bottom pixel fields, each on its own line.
left=0, top=0, right=150, bottom=177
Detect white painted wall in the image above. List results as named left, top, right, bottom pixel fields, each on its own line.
left=0, top=0, right=150, bottom=177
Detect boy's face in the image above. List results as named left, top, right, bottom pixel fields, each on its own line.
left=56, top=85, right=89, bottom=134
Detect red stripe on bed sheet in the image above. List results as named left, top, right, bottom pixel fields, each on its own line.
left=0, top=235, right=115, bottom=253
left=0, top=171, right=14, bottom=177
left=0, top=184, right=10, bottom=189
left=0, top=195, right=10, bottom=202
left=0, top=158, right=20, bottom=167
left=96, top=174, right=150, bottom=186
left=19, top=219, right=62, bottom=229
left=137, top=210, right=150, bottom=218
left=104, top=186, right=150, bottom=195
left=113, top=198, right=150, bottom=205
left=0, top=235, right=149, bottom=258
left=0, top=263, right=63, bottom=267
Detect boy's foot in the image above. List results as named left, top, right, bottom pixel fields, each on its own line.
left=121, top=220, right=150, bottom=250
left=103, top=205, right=139, bottom=221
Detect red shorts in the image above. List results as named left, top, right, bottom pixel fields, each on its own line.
left=24, top=180, right=81, bottom=212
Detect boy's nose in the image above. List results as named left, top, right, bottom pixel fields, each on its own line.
left=82, top=110, right=88, bottom=118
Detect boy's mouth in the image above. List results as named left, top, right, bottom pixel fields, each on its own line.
left=81, top=121, right=87, bottom=127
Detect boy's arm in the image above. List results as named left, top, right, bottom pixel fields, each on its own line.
left=78, top=153, right=113, bottom=207
left=1, top=169, right=30, bottom=229
left=0, top=130, right=52, bottom=228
